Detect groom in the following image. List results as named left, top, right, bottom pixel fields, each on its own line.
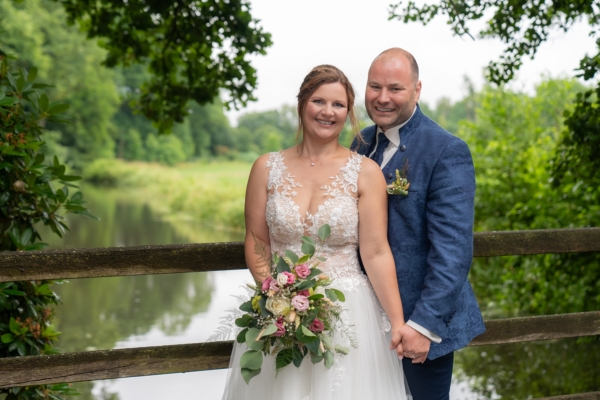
left=353, top=48, right=486, bottom=399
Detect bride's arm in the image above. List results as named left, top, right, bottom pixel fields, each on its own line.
left=244, top=154, right=272, bottom=284
left=357, top=158, right=405, bottom=351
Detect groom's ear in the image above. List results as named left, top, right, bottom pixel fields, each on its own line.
left=415, top=81, right=422, bottom=104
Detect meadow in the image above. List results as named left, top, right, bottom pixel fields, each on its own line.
left=84, top=159, right=252, bottom=232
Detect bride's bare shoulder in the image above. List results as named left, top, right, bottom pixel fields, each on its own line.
left=357, top=156, right=386, bottom=191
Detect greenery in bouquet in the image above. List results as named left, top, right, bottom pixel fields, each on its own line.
left=235, top=224, right=352, bottom=384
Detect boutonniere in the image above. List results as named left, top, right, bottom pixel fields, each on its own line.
left=386, top=161, right=410, bottom=196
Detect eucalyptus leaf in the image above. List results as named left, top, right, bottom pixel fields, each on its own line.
left=324, top=350, right=334, bottom=369
left=244, top=328, right=265, bottom=351
left=262, top=324, right=278, bottom=337
left=236, top=328, right=249, bottom=344
left=301, top=241, right=315, bottom=256
left=240, top=350, right=263, bottom=370
left=241, top=367, right=261, bottom=384
left=318, top=224, right=331, bottom=241
left=311, top=353, right=324, bottom=364
left=276, top=256, right=291, bottom=273
left=285, top=250, right=299, bottom=264
left=301, top=235, right=315, bottom=246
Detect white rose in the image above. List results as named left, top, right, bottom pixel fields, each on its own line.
left=314, top=286, right=326, bottom=296
left=265, top=296, right=291, bottom=316
left=277, top=273, right=288, bottom=287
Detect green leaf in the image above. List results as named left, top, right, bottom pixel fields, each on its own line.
left=292, top=345, right=305, bottom=367
left=59, top=174, right=82, bottom=182
left=236, top=328, right=249, bottom=344
left=324, top=350, right=334, bottom=369
left=310, top=353, right=324, bottom=364
left=4, top=289, right=26, bottom=296
left=241, top=367, right=261, bottom=385
left=325, top=288, right=340, bottom=302
left=235, top=314, right=253, bottom=328
left=295, top=279, right=316, bottom=291
left=262, top=324, right=278, bottom=337
left=275, top=348, right=293, bottom=370
left=301, top=241, right=315, bottom=256
left=318, top=224, right=331, bottom=241
left=334, top=344, right=350, bottom=355
left=239, top=300, right=254, bottom=313
left=331, top=289, right=345, bottom=302
left=27, top=67, right=38, bottom=82
left=285, top=250, right=298, bottom=264
left=276, top=256, right=290, bottom=273
left=295, top=324, right=318, bottom=344
left=48, top=103, right=70, bottom=114
left=321, top=334, right=333, bottom=350
left=16, top=341, right=26, bottom=356
left=39, top=93, right=49, bottom=111
left=301, top=325, right=316, bottom=337
left=244, top=328, right=265, bottom=351
left=240, top=350, right=263, bottom=370
left=301, top=235, right=315, bottom=246
left=20, top=228, right=32, bottom=246
left=306, top=268, right=323, bottom=280
left=258, top=295, right=270, bottom=317
left=1, top=333, right=14, bottom=343
left=307, top=294, right=324, bottom=301
left=317, top=256, right=327, bottom=262
left=0, top=97, right=18, bottom=107
left=297, top=254, right=311, bottom=264
left=305, top=337, right=322, bottom=356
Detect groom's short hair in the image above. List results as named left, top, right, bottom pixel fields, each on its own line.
left=373, top=48, right=419, bottom=84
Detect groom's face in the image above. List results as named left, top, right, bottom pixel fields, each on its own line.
left=365, top=55, right=421, bottom=131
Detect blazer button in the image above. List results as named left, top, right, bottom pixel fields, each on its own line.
left=400, top=145, right=407, bottom=152
left=387, top=172, right=393, bottom=180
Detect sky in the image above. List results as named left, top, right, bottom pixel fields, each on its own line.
left=226, top=0, right=597, bottom=124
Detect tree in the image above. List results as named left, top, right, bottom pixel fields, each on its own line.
left=53, top=0, right=272, bottom=132
left=0, top=56, right=90, bottom=399
left=389, top=0, right=600, bottom=187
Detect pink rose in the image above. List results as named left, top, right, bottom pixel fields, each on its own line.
left=269, top=279, right=280, bottom=292
left=295, top=264, right=311, bottom=279
left=273, top=317, right=286, bottom=337
left=261, top=277, right=273, bottom=292
left=291, top=295, right=309, bottom=312
left=298, top=289, right=310, bottom=297
left=282, top=271, right=296, bottom=285
left=309, top=318, right=324, bottom=333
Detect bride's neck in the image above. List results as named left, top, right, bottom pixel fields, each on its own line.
left=297, top=140, right=341, bottom=160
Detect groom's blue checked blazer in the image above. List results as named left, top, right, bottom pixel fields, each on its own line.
left=353, top=105, right=486, bottom=360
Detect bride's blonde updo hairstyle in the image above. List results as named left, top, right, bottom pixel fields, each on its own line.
left=296, top=64, right=362, bottom=145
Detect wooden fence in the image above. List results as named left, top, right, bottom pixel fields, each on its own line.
left=1, top=227, right=599, bottom=399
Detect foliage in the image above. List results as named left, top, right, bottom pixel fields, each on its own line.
left=389, top=0, right=600, bottom=205
left=1, top=0, right=120, bottom=168
left=0, top=56, right=91, bottom=398
left=83, top=159, right=250, bottom=230
left=456, top=78, right=600, bottom=315
left=52, top=0, right=272, bottom=132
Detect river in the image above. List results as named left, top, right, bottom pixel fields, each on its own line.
left=39, top=185, right=598, bottom=400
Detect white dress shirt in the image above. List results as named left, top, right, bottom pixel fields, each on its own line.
left=370, top=107, right=442, bottom=344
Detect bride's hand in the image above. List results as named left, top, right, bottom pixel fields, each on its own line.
left=389, top=324, right=405, bottom=359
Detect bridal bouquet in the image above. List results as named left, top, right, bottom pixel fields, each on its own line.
left=235, top=224, right=350, bottom=384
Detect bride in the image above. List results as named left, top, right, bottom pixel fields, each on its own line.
left=221, top=65, right=410, bottom=399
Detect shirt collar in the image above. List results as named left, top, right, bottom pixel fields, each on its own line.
left=376, top=106, right=417, bottom=147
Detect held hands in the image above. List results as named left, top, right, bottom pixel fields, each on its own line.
left=398, top=324, right=430, bottom=364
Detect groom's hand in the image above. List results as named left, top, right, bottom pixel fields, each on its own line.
left=400, top=324, right=430, bottom=364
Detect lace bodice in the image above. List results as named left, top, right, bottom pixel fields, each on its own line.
left=265, top=151, right=367, bottom=287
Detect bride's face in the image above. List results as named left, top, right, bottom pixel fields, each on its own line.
left=302, top=82, right=349, bottom=142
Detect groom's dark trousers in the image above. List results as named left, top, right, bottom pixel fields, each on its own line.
left=353, top=105, right=486, bottom=399
left=402, top=353, right=454, bottom=400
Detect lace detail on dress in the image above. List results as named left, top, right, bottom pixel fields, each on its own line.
left=265, top=152, right=365, bottom=285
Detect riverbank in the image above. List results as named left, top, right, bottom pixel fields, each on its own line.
left=83, top=159, right=251, bottom=231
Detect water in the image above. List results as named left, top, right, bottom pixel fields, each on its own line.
left=40, top=186, right=598, bottom=400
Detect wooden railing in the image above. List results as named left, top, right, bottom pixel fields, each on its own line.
left=1, top=227, right=600, bottom=399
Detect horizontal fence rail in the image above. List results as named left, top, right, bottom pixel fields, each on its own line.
left=1, top=228, right=600, bottom=282
left=0, top=311, right=598, bottom=388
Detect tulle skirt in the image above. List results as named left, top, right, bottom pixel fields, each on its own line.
left=221, top=274, right=410, bottom=400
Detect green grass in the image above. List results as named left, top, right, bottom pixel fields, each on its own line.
left=83, top=158, right=252, bottom=231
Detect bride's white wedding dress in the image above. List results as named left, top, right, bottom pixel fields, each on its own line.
left=221, top=151, right=410, bottom=400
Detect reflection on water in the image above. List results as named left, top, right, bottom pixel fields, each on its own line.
left=38, top=186, right=244, bottom=400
